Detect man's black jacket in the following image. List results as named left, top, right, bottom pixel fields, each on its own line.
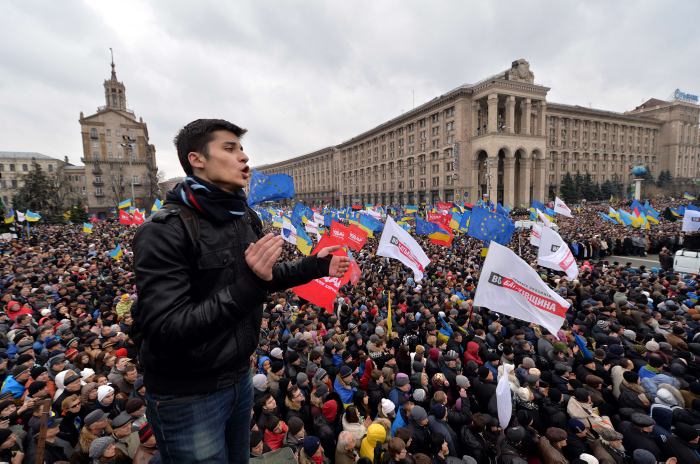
left=132, top=204, right=329, bottom=395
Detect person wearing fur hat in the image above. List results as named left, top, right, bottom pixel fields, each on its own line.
left=537, top=427, right=568, bottom=464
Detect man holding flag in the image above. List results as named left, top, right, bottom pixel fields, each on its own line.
left=132, top=119, right=350, bottom=462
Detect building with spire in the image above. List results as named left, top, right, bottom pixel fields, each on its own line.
left=79, top=50, right=159, bottom=216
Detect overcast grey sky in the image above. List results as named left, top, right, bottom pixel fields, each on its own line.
left=1, top=0, right=699, bottom=179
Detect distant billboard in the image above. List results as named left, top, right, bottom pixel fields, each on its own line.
left=674, top=88, right=699, bottom=104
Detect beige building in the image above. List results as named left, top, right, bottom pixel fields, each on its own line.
left=79, top=59, right=159, bottom=216
left=257, top=59, right=700, bottom=207
left=0, top=151, right=84, bottom=208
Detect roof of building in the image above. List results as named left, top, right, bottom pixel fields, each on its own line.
left=547, top=102, right=661, bottom=124
left=634, top=98, right=669, bottom=110
left=0, top=151, right=62, bottom=161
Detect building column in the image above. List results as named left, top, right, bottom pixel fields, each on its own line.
left=519, top=156, right=532, bottom=207
left=505, top=96, right=516, bottom=134
left=469, top=158, right=480, bottom=202
left=487, top=154, right=498, bottom=202
left=503, top=155, right=515, bottom=208
left=533, top=156, right=547, bottom=202
left=487, top=94, right=498, bottom=134
left=538, top=102, right=547, bottom=136
left=521, top=98, right=532, bottom=136
left=471, top=101, right=479, bottom=136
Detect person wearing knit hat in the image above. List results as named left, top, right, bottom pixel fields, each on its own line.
left=645, top=340, right=660, bottom=352
left=412, top=388, right=426, bottom=403
left=270, top=347, right=284, bottom=360
left=252, top=374, right=268, bottom=392
left=578, top=454, right=599, bottom=464
left=89, top=436, right=116, bottom=460
left=302, top=435, right=323, bottom=460
left=380, top=398, right=395, bottom=418
left=134, top=422, right=158, bottom=463
left=410, top=405, right=428, bottom=426
left=3, top=366, right=30, bottom=399
left=632, top=449, right=657, bottom=464
left=27, top=380, right=48, bottom=399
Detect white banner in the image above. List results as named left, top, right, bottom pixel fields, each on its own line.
left=377, top=216, right=430, bottom=281
left=496, top=363, right=513, bottom=429
left=682, top=209, right=700, bottom=232
left=530, top=223, right=542, bottom=247
left=16, top=211, right=26, bottom=223
left=554, top=196, right=573, bottom=218
left=537, top=226, right=579, bottom=280
left=473, top=241, right=570, bottom=336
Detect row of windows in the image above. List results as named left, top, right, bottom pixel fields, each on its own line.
left=0, top=163, right=54, bottom=172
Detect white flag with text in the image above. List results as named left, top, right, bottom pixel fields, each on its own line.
left=530, top=223, right=542, bottom=247
left=537, top=226, right=579, bottom=280
left=682, top=209, right=700, bottom=232
left=473, top=241, right=570, bottom=336
left=377, top=216, right=430, bottom=281
left=554, top=196, right=573, bottom=218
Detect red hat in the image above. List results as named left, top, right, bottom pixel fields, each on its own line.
left=322, top=400, right=338, bottom=422
left=115, top=348, right=128, bottom=358
left=65, top=348, right=78, bottom=360
left=138, top=423, right=153, bottom=444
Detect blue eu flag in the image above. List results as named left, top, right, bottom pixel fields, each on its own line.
left=247, top=170, right=295, bottom=206
left=467, top=206, right=515, bottom=245
left=416, top=218, right=440, bottom=235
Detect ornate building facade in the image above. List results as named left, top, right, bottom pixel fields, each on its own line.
left=79, top=58, right=158, bottom=215
left=257, top=59, right=700, bottom=207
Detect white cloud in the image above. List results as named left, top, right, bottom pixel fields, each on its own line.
left=1, top=0, right=699, bottom=179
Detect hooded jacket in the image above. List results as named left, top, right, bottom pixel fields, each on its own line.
left=360, top=423, right=386, bottom=462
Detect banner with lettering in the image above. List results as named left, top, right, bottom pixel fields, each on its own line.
left=427, top=212, right=451, bottom=227
left=330, top=221, right=349, bottom=243
left=346, top=224, right=368, bottom=251
left=473, top=241, right=570, bottom=336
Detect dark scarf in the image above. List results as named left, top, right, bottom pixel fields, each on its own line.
left=167, top=176, right=247, bottom=223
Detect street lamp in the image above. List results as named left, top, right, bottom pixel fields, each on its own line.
left=120, top=135, right=136, bottom=205
left=485, top=157, right=493, bottom=201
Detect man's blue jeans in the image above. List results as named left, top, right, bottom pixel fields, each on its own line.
left=146, top=373, right=253, bottom=463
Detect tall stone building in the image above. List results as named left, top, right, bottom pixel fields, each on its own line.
left=257, top=59, right=700, bottom=207
left=79, top=57, right=158, bottom=216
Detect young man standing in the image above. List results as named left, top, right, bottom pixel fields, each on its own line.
left=132, top=119, right=349, bottom=463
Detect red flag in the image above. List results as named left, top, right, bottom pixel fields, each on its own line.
left=427, top=212, right=451, bottom=227
left=119, top=210, right=133, bottom=225
left=436, top=202, right=452, bottom=212
left=292, top=277, right=344, bottom=313
left=293, top=234, right=350, bottom=313
left=346, top=224, right=368, bottom=251
left=132, top=209, right=145, bottom=225
left=330, top=221, right=349, bottom=243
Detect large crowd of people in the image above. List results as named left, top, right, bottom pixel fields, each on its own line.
left=0, top=197, right=699, bottom=464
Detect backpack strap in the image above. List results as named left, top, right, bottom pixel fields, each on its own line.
left=152, top=202, right=201, bottom=258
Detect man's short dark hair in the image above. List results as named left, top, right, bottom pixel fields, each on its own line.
left=174, top=119, right=247, bottom=176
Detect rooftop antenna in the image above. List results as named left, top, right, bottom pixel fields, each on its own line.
left=109, top=47, right=116, bottom=78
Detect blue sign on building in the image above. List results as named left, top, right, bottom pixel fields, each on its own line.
left=674, top=88, right=699, bottom=103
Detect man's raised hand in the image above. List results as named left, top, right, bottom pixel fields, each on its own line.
left=245, top=233, right=283, bottom=281
left=317, top=245, right=350, bottom=278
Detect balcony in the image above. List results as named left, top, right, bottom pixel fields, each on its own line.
left=92, top=180, right=104, bottom=186
left=94, top=192, right=105, bottom=197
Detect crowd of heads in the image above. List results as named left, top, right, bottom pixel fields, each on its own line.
left=0, top=198, right=698, bottom=463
